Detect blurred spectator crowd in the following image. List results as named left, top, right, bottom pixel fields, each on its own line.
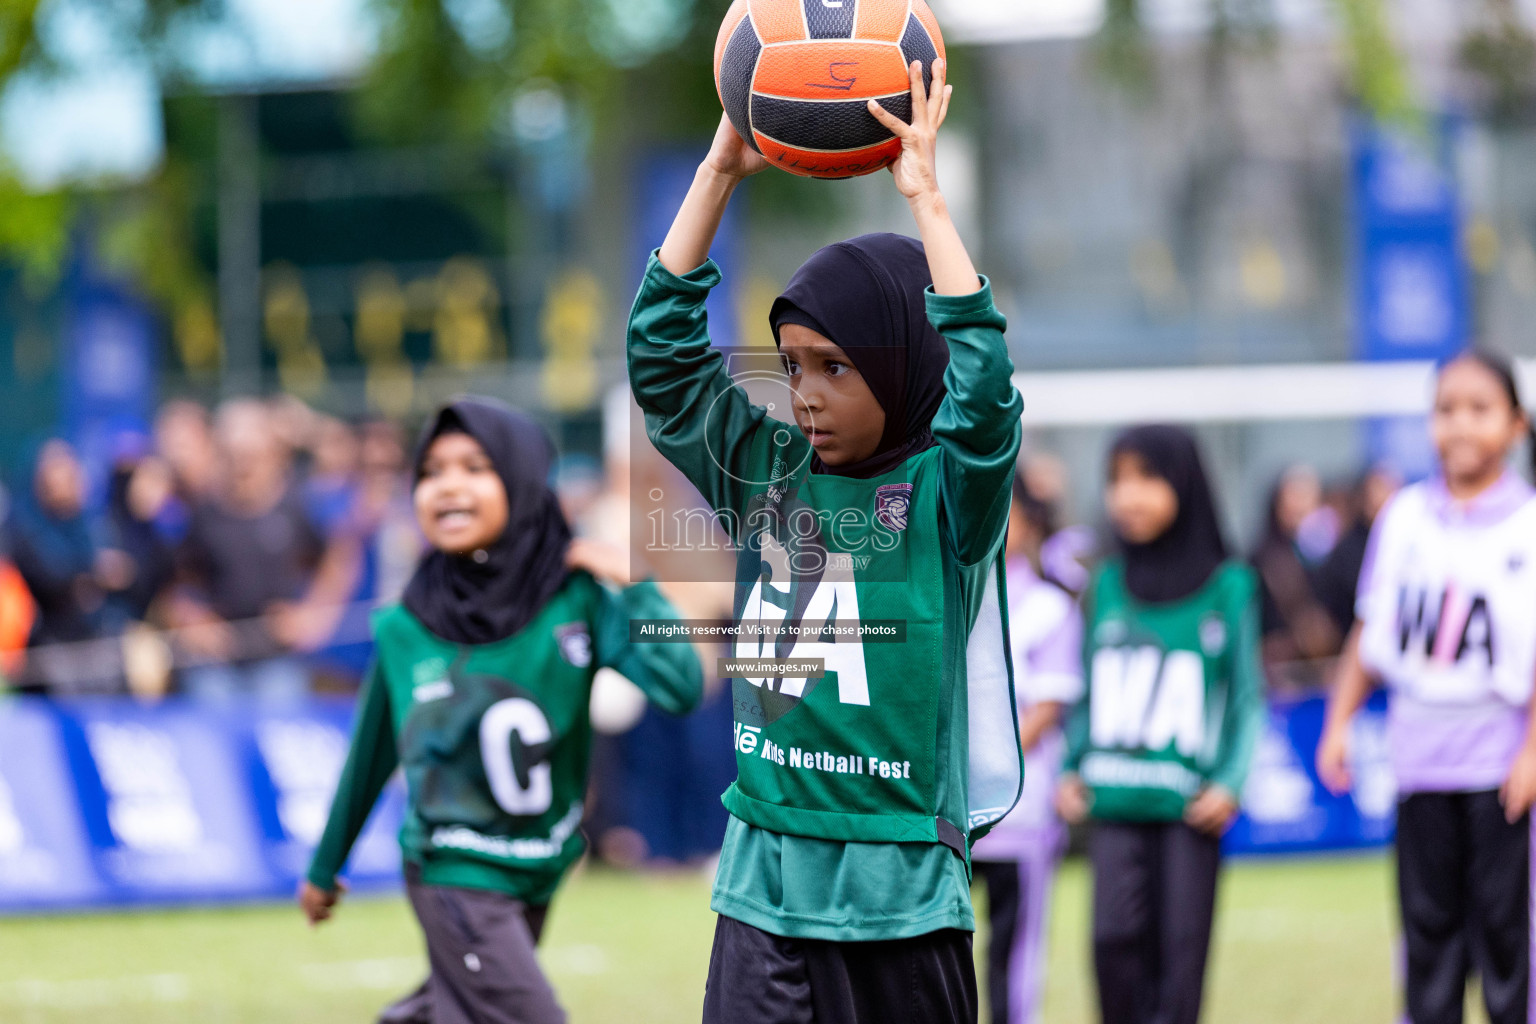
left=0, top=399, right=1402, bottom=703
left=0, top=398, right=419, bottom=700
left=1246, top=462, right=1401, bottom=692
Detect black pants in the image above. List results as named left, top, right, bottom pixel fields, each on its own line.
left=976, top=856, right=1054, bottom=1024
left=380, top=866, right=564, bottom=1024
left=976, top=861, right=1023, bottom=1024
left=1090, top=821, right=1221, bottom=1024
left=702, top=913, right=978, bottom=1024
left=1397, top=790, right=1529, bottom=1024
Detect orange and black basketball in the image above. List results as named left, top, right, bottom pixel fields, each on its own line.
left=713, top=0, right=946, bottom=179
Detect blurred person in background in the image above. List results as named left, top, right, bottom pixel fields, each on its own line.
left=153, top=399, right=220, bottom=530
left=8, top=439, right=134, bottom=694
left=354, top=419, right=420, bottom=606
left=0, top=546, right=35, bottom=686
left=168, top=399, right=333, bottom=703
left=1058, top=425, right=1265, bottom=1024
left=102, top=448, right=180, bottom=701
left=972, top=473, right=1084, bottom=1024
left=1319, top=352, right=1536, bottom=1024
left=307, top=417, right=421, bottom=688
left=1312, top=465, right=1401, bottom=639
left=102, top=449, right=177, bottom=629
left=303, top=415, right=362, bottom=537
left=1251, top=464, right=1341, bottom=689
left=266, top=394, right=322, bottom=470
left=1021, top=451, right=1094, bottom=595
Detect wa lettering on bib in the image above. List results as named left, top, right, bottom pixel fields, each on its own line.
left=1090, top=647, right=1207, bottom=758
left=1079, top=562, right=1248, bottom=820
left=1359, top=485, right=1536, bottom=707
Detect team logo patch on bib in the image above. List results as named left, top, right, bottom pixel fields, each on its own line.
left=1199, top=614, right=1228, bottom=656
left=874, top=483, right=913, bottom=532
left=1095, top=619, right=1129, bottom=645
left=554, top=623, right=592, bottom=667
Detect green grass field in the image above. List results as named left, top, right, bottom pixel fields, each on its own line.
left=0, top=852, right=1474, bottom=1023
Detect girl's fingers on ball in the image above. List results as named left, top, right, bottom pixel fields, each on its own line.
left=928, top=60, right=946, bottom=118
left=867, top=99, right=908, bottom=135
left=938, top=85, right=953, bottom=126
left=909, top=60, right=927, bottom=106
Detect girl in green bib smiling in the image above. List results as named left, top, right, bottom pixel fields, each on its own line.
left=628, top=59, right=1025, bottom=1023
left=300, top=397, right=702, bottom=1024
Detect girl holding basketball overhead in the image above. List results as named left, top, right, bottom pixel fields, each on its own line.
left=1318, top=351, right=1536, bottom=1024
left=628, top=53, right=1025, bottom=1024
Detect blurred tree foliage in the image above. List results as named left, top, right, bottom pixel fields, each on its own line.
left=0, top=0, right=219, bottom=298
left=0, top=0, right=1532, bottom=364
left=1331, top=0, right=1418, bottom=125
left=1459, top=0, right=1536, bottom=124
left=1092, top=0, right=1421, bottom=124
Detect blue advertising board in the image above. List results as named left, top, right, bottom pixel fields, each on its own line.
left=0, top=701, right=105, bottom=908
left=0, top=691, right=1394, bottom=912
left=238, top=701, right=407, bottom=889
left=0, top=696, right=405, bottom=912
left=1225, top=691, right=1394, bottom=855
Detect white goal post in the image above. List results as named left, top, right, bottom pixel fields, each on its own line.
left=1011, top=359, right=1536, bottom=427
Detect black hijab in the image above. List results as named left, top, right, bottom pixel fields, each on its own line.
left=1110, top=425, right=1229, bottom=604
left=402, top=398, right=572, bottom=645
left=769, top=233, right=950, bottom=479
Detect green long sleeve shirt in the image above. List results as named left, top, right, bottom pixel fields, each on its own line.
left=306, top=572, right=703, bottom=903
left=626, top=252, right=1022, bottom=941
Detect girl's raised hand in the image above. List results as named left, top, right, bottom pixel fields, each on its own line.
left=704, top=114, right=772, bottom=182
left=868, top=59, right=953, bottom=207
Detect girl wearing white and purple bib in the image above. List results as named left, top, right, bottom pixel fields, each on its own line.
left=1319, top=351, right=1536, bottom=1024
left=973, top=476, right=1084, bottom=1024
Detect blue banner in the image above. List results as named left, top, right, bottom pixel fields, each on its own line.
left=61, top=258, right=157, bottom=482
left=635, top=149, right=741, bottom=349
left=1352, top=116, right=1468, bottom=477
left=0, top=691, right=1396, bottom=912
left=1226, top=691, right=1394, bottom=855
left=1352, top=116, right=1468, bottom=364
left=239, top=701, right=406, bottom=888
left=0, top=696, right=405, bottom=912
left=0, top=701, right=105, bottom=908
